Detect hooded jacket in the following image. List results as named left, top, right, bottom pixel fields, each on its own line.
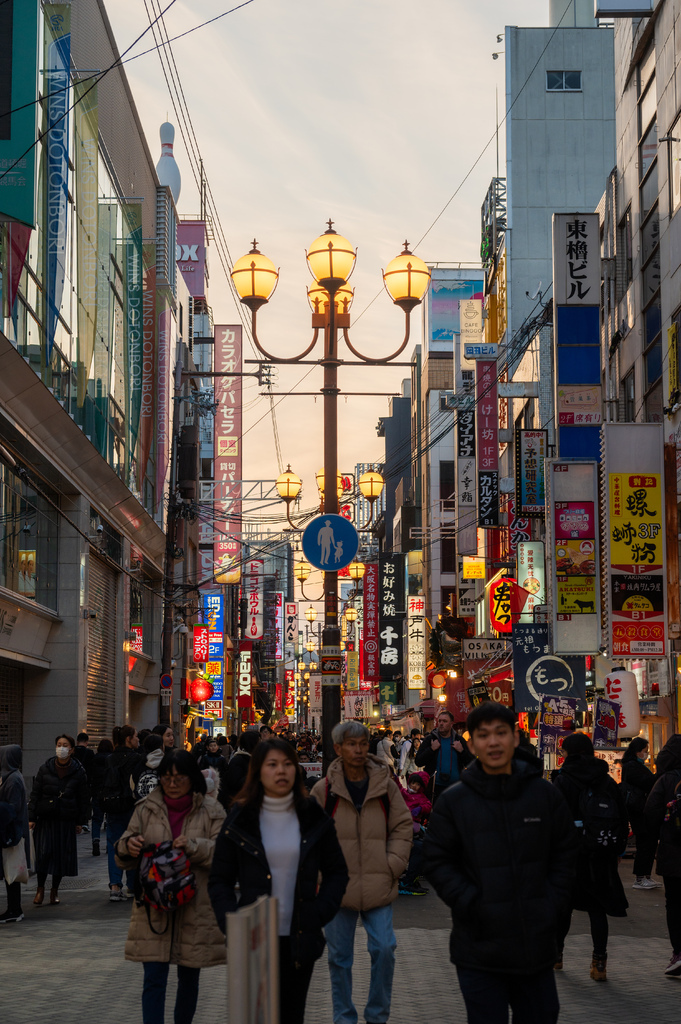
left=28, top=756, right=90, bottom=825
left=0, top=745, right=31, bottom=874
left=656, top=734, right=681, bottom=776
left=645, top=768, right=681, bottom=877
left=553, top=754, right=628, bottom=917
left=310, top=755, right=412, bottom=911
left=424, top=758, right=578, bottom=974
left=208, top=797, right=348, bottom=966
left=398, top=771, right=432, bottom=833
left=115, top=786, right=226, bottom=968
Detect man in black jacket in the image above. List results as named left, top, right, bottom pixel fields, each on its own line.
left=415, top=709, right=472, bottom=803
left=424, top=702, right=577, bottom=1024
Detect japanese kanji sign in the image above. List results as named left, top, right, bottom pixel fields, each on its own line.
left=378, top=553, right=404, bottom=682
left=516, top=542, right=546, bottom=623
left=592, top=697, right=620, bottom=749
left=476, top=360, right=499, bottom=528
left=515, top=430, right=547, bottom=517
left=603, top=423, right=667, bottom=657
left=284, top=602, right=297, bottom=645
left=489, top=578, right=513, bottom=633
left=213, top=325, right=242, bottom=567
left=552, top=214, right=600, bottom=306
left=244, top=559, right=264, bottom=640
left=407, top=595, right=426, bottom=691
left=362, top=563, right=380, bottom=682
left=512, top=623, right=587, bottom=711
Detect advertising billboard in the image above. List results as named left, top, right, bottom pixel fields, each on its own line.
left=177, top=221, right=207, bottom=298
left=425, top=268, right=484, bottom=354
left=214, top=325, right=243, bottom=569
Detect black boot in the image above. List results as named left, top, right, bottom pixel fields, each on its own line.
left=92, top=839, right=100, bottom=856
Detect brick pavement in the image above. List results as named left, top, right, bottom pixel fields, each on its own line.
left=1, top=832, right=679, bottom=1023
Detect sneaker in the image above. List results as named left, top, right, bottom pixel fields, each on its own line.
left=633, top=877, right=659, bottom=889
left=109, top=889, right=126, bottom=902
left=646, top=876, right=662, bottom=887
left=0, top=909, right=24, bottom=923
left=665, top=952, right=681, bottom=977
left=81, top=824, right=90, bottom=833
left=92, top=840, right=100, bottom=857
left=398, top=883, right=428, bottom=896
left=123, top=887, right=135, bottom=899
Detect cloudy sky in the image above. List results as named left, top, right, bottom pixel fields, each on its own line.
left=107, top=0, right=550, bottom=534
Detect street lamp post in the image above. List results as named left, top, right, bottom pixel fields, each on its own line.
left=232, top=225, right=430, bottom=767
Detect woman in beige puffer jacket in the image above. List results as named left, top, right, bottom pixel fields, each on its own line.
left=115, top=751, right=226, bottom=1024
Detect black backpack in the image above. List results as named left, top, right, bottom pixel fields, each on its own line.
left=578, top=780, right=626, bottom=855
left=100, top=758, right=134, bottom=814
left=618, top=778, right=646, bottom=818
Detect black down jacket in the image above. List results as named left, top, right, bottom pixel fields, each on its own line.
left=423, top=758, right=578, bottom=974
left=28, top=757, right=90, bottom=824
left=645, top=768, right=681, bottom=877
left=208, top=797, right=348, bottom=967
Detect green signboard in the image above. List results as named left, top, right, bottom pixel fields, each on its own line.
left=0, top=0, right=40, bottom=226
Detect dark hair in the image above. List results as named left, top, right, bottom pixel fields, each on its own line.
left=437, top=709, right=455, bottom=721
left=622, top=736, right=648, bottom=761
left=77, top=732, right=89, bottom=744
left=561, top=731, right=594, bottom=757
left=55, top=734, right=75, bottom=749
left=216, top=734, right=228, bottom=746
left=138, top=729, right=152, bottom=745
left=152, top=725, right=173, bottom=737
left=158, top=750, right=207, bottom=794
left=97, top=738, right=114, bottom=754
left=411, top=728, right=421, bottom=737
left=143, top=733, right=164, bottom=754
left=259, top=725, right=273, bottom=734
left=229, top=734, right=238, bottom=746
left=238, top=731, right=260, bottom=753
left=235, top=738, right=306, bottom=810
left=112, top=725, right=136, bottom=748
left=466, top=702, right=516, bottom=736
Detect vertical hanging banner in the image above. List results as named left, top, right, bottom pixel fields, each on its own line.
left=362, top=563, right=380, bottom=682
left=378, top=554, right=404, bottom=682
left=603, top=423, right=667, bottom=657
left=237, top=641, right=253, bottom=709
left=244, top=559, right=264, bottom=640
left=515, top=430, right=547, bottom=516
left=516, top=541, right=546, bottom=622
left=155, top=300, right=172, bottom=522
left=137, top=252, right=156, bottom=489
left=346, top=650, right=359, bottom=690
left=552, top=213, right=602, bottom=461
left=0, top=0, right=39, bottom=226
left=284, top=602, right=297, bottom=645
left=457, top=408, right=477, bottom=554
left=124, top=203, right=144, bottom=483
left=476, top=360, right=499, bottom=527
left=406, top=595, right=426, bottom=692
left=74, top=80, right=99, bottom=406
left=44, top=4, right=71, bottom=362
left=94, top=204, right=116, bottom=458
left=549, top=460, right=600, bottom=654
left=176, top=221, right=207, bottom=298
left=213, top=326, right=243, bottom=571
left=275, top=592, right=284, bottom=661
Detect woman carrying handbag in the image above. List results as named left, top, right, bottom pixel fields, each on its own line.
left=0, top=745, right=32, bottom=922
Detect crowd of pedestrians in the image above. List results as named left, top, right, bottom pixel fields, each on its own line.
left=2, top=707, right=681, bottom=1023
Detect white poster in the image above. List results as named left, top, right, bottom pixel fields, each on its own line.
left=284, top=602, right=297, bottom=645
left=406, top=596, right=427, bottom=691
left=309, top=673, right=323, bottom=715
left=516, top=542, right=546, bottom=623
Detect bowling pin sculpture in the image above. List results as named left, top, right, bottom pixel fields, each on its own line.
left=156, top=122, right=181, bottom=204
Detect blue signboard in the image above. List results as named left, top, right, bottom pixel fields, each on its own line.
left=512, top=623, right=587, bottom=711
left=302, top=514, right=359, bottom=571
left=203, top=592, right=224, bottom=632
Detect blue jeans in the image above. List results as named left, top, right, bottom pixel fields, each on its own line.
left=142, top=962, right=200, bottom=1024
left=91, top=798, right=104, bottom=843
left=106, top=812, right=135, bottom=890
left=325, top=904, right=396, bottom=1024
left=456, top=966, right=559, bottom=1024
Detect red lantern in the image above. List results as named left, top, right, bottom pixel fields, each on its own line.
left=190, top=678, right=214, bottom=704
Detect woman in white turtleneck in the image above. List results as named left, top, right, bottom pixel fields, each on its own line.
left=209, top=738, right=348, bottom=1024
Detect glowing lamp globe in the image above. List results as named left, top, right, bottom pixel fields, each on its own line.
left=315, top=468, right=344, bottom=498
left=345, top=606, right=358, bottom=622
left=294, top=560, right=312, bottom=582
left=358, top=470, right=384, bottom=501
left=347, top=560, right=365, bottom=581
left=190, top=678, right=214, bottom=703
left=307, top=281, right=355, bottom=315
left=383, top=243, right=431, bottom=312
left=231, top=242, right=279, bottom=311
left=276, top=465, right=302, bottom=502
left=306, top=226, right=356, bottom=292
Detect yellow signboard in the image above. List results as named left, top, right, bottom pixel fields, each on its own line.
left=206, top=660, right=222, bottom=677
left=346, top=651, right=359, bottom=690
left=609, top=473, right=663, bottom=570
left=462, top=556, right=486, bottom=580
left=555, top=576, right=597, bottom=614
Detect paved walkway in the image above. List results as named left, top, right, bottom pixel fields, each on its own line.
left=1, top=832, right=679, bottom=1022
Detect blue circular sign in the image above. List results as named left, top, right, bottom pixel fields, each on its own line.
left=160, top=673, right=173, bottom=690
left=302, top=514, right=359, bottom=571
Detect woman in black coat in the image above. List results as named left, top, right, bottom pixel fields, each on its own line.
left=645, top=763, right=681, bottom=975
left=208, top=738, right=348, bottom=1024
left=552, top=732, right=628, bottom=982
left=620, top=737, right=659, bottom=889
left=28, top=733, right=90, bottom=906
left=0, top=744, right=31, bottom=922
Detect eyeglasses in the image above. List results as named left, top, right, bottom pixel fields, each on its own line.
left=160, top=774, right=188, bottom=786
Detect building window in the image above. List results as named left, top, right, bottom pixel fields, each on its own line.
left=643, top=293, right=663, bottom=423
left=0, top=460, right=59, bottom=611
left=439, top=461, right=455, bottom=512
left=441, top=538, right=457, bottom=575
left=669, top=114, right=681, bottom=217
left=546, top=71, right=582, bottom=92
left=622, top=369, right=635, bottom=422
left=617, top=207, right=633, bottom=299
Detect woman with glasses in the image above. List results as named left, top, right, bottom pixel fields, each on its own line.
left=115, top=750, right=226, bottom=1024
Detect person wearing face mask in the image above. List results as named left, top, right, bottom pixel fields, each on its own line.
left=28, top=734, right=90, bottom=906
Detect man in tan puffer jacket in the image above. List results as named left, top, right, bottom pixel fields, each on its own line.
left=311, top=720, right=412, bottom=1024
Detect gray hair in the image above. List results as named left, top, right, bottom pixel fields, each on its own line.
left=332, top=720, right=369, bottom=744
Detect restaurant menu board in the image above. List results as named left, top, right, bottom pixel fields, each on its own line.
left=554, top=501, right=596, bottom=616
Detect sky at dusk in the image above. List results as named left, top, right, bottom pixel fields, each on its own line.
left=106, top=0, right=550, bottom=547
